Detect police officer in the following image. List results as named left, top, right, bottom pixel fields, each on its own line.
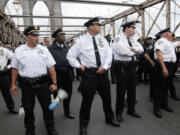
left=142, top=37, right=153, bottom=84
left=67, top=17, right=120, bottom=135
left=153, top=28, right=180, bottom=118
left=44, top=37, right=51, bottom=47
left=48, top=28, right=74, bottom=119
left=136, top=38, right=144, bottom=83
left=170, top=34, right=180, bottom=101
left=112, top=21, right=144, bottom=122
left=0, top=41, right=18, bottom=114
left=105, top=34, right=116, bottom=84
left=11, top=26, right=58, bottom=135
left=142, top=37, right=156, bottom=101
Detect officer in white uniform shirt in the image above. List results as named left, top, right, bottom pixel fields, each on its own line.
left=112, top=21, right=143, bottom=122
left=67, top=17, right=120, bottom=135
left=0, top=41, right=18, bottom=114
left=11, top=26, right=58, bottom=135
left=105, top=34, right=116, bottom=84
left=153, top=28, right=180, bottom=118
left=169, top=34, right=180, bottom=101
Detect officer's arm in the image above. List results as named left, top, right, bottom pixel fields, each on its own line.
left=144, top=53, right=154, bottom=66
left=5, top=49, right=14, bottom=70
left=132, top=41, right=144, bottom=54
left=45, top=48, right=57, bottom=85
left=112, top=37, right=134, bottom=56
left=11, top=68, right=19, bottom=96
left=11, top=68, right=18, bottom=86
left=156, top=50, right=168, bottom=77
left=48, top=66, right=57, bottom=84
left=11, top=51, right=19, bottom=83
left=67, top=41, right=81, bottom=68
left=103, top=41, right=112, bottom=70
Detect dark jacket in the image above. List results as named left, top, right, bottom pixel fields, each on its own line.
left=48, top=41, right=72, bottom=73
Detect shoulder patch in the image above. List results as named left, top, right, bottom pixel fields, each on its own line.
left=0, top=49, right=5, bottom=56
left=115, top=37, right=120, bottom=42
left=158, top=40, right=163, bottom=45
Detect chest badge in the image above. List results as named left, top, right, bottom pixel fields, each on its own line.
left=149, top=45, right=153, bottom=50
left=0, top=49, right=4, bottom=56
left=38, top=49, right=44, bottom=56
left=99, top=38, right=104, bottom=48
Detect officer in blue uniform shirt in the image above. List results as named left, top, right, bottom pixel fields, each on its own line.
left=48, top=28, right=75, bottom=119
left=11, top=26, right=59, bottom=135
left=67, top=17, right=120, bottom=135
left=112, top=21, right=144, bottom=122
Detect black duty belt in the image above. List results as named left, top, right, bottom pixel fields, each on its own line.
left=164, top=62, right=174, bottom=65
left=85, top=67, right=99, bottom=73
left=0, top=71, right=7, bottom=75
left=18, top=75, right=49, bottom=88
left=113, top=60, right=136, bottom=65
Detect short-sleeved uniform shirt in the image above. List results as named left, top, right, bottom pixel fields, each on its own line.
left=0, top=47, right=13, bottom=71
left=154, top=38, right=177, bottom=63
left=11, top=44, right=56, bottom=78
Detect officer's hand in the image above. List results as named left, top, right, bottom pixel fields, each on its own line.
left=4, top=66, right=9, bottom=71
left=78, top=65, right=86, bottom=72
left=11, top=84, right=18, bottom=96
left=130, top=47, right=136, bottom=54
left=162, top=68, right=168, bottom=77
left=151, top=62, right=155, bottom=67
left=96, top=67, right=105, bottom=74
left=49, top=84, right=57, bottom=92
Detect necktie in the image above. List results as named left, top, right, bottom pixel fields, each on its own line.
left=92, top=37, right=101, bottom=67
left=127, top=37, right=135, bottom=61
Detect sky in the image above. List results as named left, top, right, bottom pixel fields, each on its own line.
left=4, top=0, right=180, bottom=40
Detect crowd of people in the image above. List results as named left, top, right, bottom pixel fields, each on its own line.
left=0, top=17, right=180, bottom=135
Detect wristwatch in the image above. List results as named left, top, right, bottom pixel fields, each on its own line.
left=52, top=83, right=57, bottom=85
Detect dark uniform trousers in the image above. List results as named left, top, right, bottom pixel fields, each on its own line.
left=18, top=76, right=54, bottom=131
left=114, top=61, right=136, bottom=115
left=143, top=61, right=150, bottom=82
left=169, top=63, right=178, bottom=98
left=0, top=72, right=15, bottom=110
left=153, top=62, right=174, bottom=112
left=149, top=66, right=155, bottom=99
left=55, top=69, right=73, bottom=115
left=78, top=68, right=114, bottom=128
left=76, top=68, right=82, bottom=79
left=110, top=61, right=116, bottom=82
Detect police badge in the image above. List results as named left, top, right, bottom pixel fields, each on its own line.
left=99, top=38, right=104, bottom=48
left=38, top=49, right=44, bottom=56
left=149, top=45, right=153, bottom=50
left=0, top=49, right=4, bottom=56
